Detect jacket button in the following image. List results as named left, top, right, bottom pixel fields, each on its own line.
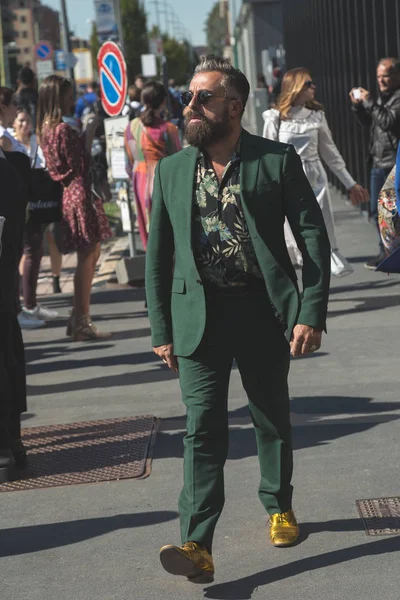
left=196, top=279, right=203, bottom=285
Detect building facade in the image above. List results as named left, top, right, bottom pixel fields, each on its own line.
left=10, top=0, right=36, bottom=69
left=234, top=0, right=284, bottom=134
left=9, top=0, right=60, bottom=71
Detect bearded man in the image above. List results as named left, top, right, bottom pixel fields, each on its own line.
left=145, top=55, right=331, bottom=583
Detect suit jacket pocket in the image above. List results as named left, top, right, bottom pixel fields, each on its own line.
left=172, top=277, right=186, bottom=294
left=256, top=180, right=280, bottom=196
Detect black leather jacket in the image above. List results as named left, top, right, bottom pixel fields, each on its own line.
left=352, top=88, right=400, bottom=169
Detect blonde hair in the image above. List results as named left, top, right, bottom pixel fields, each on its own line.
left=277, top=67, right=323, bottom=120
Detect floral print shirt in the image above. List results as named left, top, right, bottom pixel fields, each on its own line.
left=193, top=150, right=263, bottom=287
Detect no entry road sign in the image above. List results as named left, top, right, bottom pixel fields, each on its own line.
left=34, top=41, right=53, bottom=61
left=97, top=41, right=127, bottom=117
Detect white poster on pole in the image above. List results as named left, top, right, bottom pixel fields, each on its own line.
left=73, top=49, right=94, bottom=85
left=104, top=115, right=129, bottom=181
left=141, top=54, right=158, bottom=78
left=36, top=60, right=54, bottom=83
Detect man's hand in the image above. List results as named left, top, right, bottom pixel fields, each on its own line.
left=349, top=184, right=369, bottom=206
left=153, top=343, right=178, bottom=372
left=290, top=325, right=322, bottom=358
left=357, top=87, right=370, bottom=103
left=349, top=87, right=370, bottom=105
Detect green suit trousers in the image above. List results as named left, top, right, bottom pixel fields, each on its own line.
left=177, top=287, right=293, bottom=550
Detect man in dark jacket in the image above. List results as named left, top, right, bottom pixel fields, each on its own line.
left=350, top=58, right=400, bottom=269
left=0, top=150, right=29, bottom=481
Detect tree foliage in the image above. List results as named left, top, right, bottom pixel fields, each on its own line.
left=120, top=0, right=148, bottom=84
left=205, top=1, right=227, bottom=56
left=90, top=21, right=100, bottom=75
left=163, top=37, right=193, bottom=85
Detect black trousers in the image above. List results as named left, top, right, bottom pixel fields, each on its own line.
left=0, top=314, right=26, bottom=449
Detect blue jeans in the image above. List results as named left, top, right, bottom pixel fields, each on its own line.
left=370, top=167, right=392, bottom=252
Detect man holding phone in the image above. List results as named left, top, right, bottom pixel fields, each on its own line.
left=350, top=58, right=400, bottom=269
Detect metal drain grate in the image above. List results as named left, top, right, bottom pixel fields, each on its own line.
left=356, top=497, right=400, bottom=536
left=0, top=415, right=159, bottom=493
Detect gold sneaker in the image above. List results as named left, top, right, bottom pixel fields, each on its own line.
left=160, top=541, right=214, bottom=583
left=269, top=509, right=300, bottom=547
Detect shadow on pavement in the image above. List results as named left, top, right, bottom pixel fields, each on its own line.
left=155, top=396, right=400, bottom=459
left=328, top=294, right=400, bottom=318
left=26, top=351, right=158, bottom=374
left=27, top=365, right=178, bottom=396
left=329, top=278, right=399, bottom=295
left=202, top=534, right=400, bottom=599
left=0, top=511, right=178, bottom=557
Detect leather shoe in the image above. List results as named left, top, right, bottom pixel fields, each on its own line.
left=160, top=541, right=214, bottom=583
left=0, top=450, right=15, bottom=483
left=269, top=509, right=300, bottom=547
left=10, top=439, right=28, bottom=469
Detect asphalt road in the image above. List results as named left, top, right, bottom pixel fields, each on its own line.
left=1, top=189, right=399, bottom=600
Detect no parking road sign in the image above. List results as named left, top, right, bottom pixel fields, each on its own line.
left=34, top=41, right=53, bottom=61
left=97, top=41, right=127, bottom=117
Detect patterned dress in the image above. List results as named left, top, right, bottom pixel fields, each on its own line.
left=125, top=117, right=181, bottom=250
left=41, top=122, right=112, bottom=254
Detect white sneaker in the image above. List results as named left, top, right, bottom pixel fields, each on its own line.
left=18, top=312, right=46, bottom=330
left=23, top=304, right=59, bottom=321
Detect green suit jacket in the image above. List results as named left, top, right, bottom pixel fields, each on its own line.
left=145, top=130, right=331, bottom=357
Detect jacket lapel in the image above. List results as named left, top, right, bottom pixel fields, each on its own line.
left=176, top=146, right=198, bottom=244
left=240, top=129, right=261, bottom=201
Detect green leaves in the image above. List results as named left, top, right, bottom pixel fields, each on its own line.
left=120, top=0, right=149, bottom=83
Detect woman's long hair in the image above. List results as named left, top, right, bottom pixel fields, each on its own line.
left=140, top=81, right=167, bottom=127
left=276, top=68, right=323, bottom=120
left=36, top=75, right=73, bottom=139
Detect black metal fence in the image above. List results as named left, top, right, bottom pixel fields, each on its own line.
left=282, top=0, right=400, bottom=189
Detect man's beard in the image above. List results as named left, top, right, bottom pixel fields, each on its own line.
left=184, top=109, right=231, bottom=147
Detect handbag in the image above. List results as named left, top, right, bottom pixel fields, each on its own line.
left=377, top=165, right=400, bottom=254
left=84, top=117, right=112, bottom=203
left=28, top=143, right=63, bottom=225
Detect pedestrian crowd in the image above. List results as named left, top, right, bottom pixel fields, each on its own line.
left=1, top=50, right=400, bottom=585
left=0, top=65, right=184, bottom=481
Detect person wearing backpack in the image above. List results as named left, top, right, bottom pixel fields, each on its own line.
left=122, top=85, right=142, bottom=121
left=75, top=81, right=100, bottom=125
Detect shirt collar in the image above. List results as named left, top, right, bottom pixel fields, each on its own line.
left=198, top=130, right=242, bottom=168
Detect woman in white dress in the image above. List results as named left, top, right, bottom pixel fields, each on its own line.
left=263, top=68, right=369, bottom=276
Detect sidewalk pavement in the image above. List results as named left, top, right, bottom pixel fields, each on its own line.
left=36, top=236, right=130, bottom=297
left=2, top=189, right=400, bottom=600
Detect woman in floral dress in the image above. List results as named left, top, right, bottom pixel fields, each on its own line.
left=37, top=75, right=112, bottom=341
left=125, top=81, right=181, bottom=250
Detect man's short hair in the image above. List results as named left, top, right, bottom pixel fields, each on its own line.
left=89, top=81, right=99, bottom=91
left=18, top=66, right=35, bottom=86
left=378, top=57, right=400, bottom=74
left=193, top=54, right=250, bottom=115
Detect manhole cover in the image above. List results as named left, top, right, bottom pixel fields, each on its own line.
left=0, top=415, right=159, bottom=493
left=356, top=497, right=400, bottom=535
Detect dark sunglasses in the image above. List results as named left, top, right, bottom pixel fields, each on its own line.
left=181, top=89, right=237, bottom=106
left=305, top=80, right=316, bottom=88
